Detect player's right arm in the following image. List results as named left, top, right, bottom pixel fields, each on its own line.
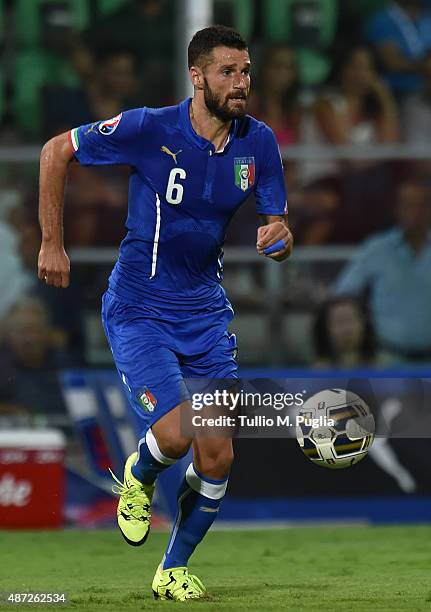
left=38, top=108, right=147, bottom=288
left=38, top=132, right=75, bottom=288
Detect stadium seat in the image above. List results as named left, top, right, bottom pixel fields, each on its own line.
left=13, top=50, right=79, bottom=137
left=14, top=0, right=90, bottom=47
left=14, top=0, right=126, bottom=48
left=97, top=0, right=126, bottom=15
left=296, top=47, right=331, bottom=87
left=263, top=0, right=338, bottom=86
left=213, top=0, right=255, bottom=40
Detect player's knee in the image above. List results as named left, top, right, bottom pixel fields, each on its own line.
left=154, top=431, right=192, bottom=460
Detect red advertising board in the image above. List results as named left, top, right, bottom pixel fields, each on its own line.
left=0, top=430, right=65, bottom=528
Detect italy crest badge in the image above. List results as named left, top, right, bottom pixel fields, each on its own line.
left=234, top=157, right=255, bottom=191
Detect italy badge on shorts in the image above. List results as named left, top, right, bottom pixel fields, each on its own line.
left=137, top=387, right=157, bottom=413
left=234, top=157, right=255, bottom=191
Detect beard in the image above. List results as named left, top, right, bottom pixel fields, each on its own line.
left=203, top=78, right=248, bottom=121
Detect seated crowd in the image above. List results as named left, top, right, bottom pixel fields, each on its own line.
left=1, top=0, right=430, bottom=371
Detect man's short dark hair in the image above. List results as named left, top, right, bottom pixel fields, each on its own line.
left=188, top=25, right=247, bottom=69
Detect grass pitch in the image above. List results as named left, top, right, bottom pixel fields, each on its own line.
left=0, top=526, right=430, bottom=611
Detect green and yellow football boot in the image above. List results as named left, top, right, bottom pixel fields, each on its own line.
left=152, top=564, right=206, bottom=601
left=109, top=452, right=154, bottom=546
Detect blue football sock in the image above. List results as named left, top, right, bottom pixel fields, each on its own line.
left=162, top=463, right=228, bottom=569
left=131, top=428, right=178, bottom=484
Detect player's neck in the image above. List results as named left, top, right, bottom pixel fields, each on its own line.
left=190, top=98, right=231, bottom=151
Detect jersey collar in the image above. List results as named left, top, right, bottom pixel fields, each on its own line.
left=179, top=97, right=237, bottom=152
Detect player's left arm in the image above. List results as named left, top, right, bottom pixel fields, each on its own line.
left=257, top=214, right=293, bottom=262
left=254, top=126, right=293, bottom=262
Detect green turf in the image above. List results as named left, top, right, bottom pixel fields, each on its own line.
left=0, top=526, right=431, bottom=611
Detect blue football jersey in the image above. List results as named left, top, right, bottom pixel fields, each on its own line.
left=70, top=98, right=287, bottom=312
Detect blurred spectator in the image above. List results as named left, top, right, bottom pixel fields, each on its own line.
left=249, top=44, right=302, bottom=146
left=402, top=50, right=431, bottom=174
left=334, top=178, right=431, bottom=365
left=258, top=0, right=339, bottom=88
left=0, top=198, right=86, bottom=370
left=402, top=50, right=431, bottom=141
left=338, top=0, right=389, bottom=39
left=0, top=220, right=29, bottom=319
left=299, top=46, right=399, bottom=241
left=288, top=178, right=342, bottom=245
left=43, top=45, right=141, bottom=138
left=303, top=46, right=398, bottom=161
left=41, top=46, right=133, bottom=248
left=335, top=1, right=393, bottom=82
left=5, top=208, right=85, bottom=361
left=0, top=296, right=69, bottom=420
left=0, top=189, right=33, bottom=318
left=64, top=162, right=129, bottom=247
left=13, top=1, right=91, bottom=139
left=366, top=0, right=431, bottom=100
left=22, top=210, right=84, bottom=354
left=313, top=297, right=376, bottom=368
left=82, top=0, right=174, bottom=106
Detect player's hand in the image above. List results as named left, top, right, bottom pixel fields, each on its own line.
left=256, top=221, right=293, bottom=261
left=38, top=244, right=70, bottom=288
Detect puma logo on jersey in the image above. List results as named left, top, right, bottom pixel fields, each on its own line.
left=84, top=123, right=97, bottom=135
left=161, top=146, right=182, bottom=164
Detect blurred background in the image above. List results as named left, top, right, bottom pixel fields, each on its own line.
left=1, top=0, right=431, bottom=530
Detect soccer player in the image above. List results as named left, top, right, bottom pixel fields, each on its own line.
left=38, top=25, right=293, bottom=601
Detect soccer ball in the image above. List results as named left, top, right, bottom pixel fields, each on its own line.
left=296, top=388, right=375, bottom=469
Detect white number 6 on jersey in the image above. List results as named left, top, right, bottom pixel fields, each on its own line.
left=166, top=168, right=187, bottom=205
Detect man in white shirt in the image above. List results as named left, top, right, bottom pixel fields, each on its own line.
left=335, top=178, right=431, bottom=364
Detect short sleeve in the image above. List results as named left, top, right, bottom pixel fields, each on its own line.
left=254, top=126, right=287, bottom=216
left=69, top=107, right=147, bottom=167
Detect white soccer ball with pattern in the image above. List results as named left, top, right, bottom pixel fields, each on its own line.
left=296, top=388, right=375, bottom=469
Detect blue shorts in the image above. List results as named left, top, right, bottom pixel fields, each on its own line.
left=101, top=290, right=238, bottom=432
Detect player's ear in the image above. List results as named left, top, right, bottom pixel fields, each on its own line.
left=189, top=66, right=204, bottom=90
